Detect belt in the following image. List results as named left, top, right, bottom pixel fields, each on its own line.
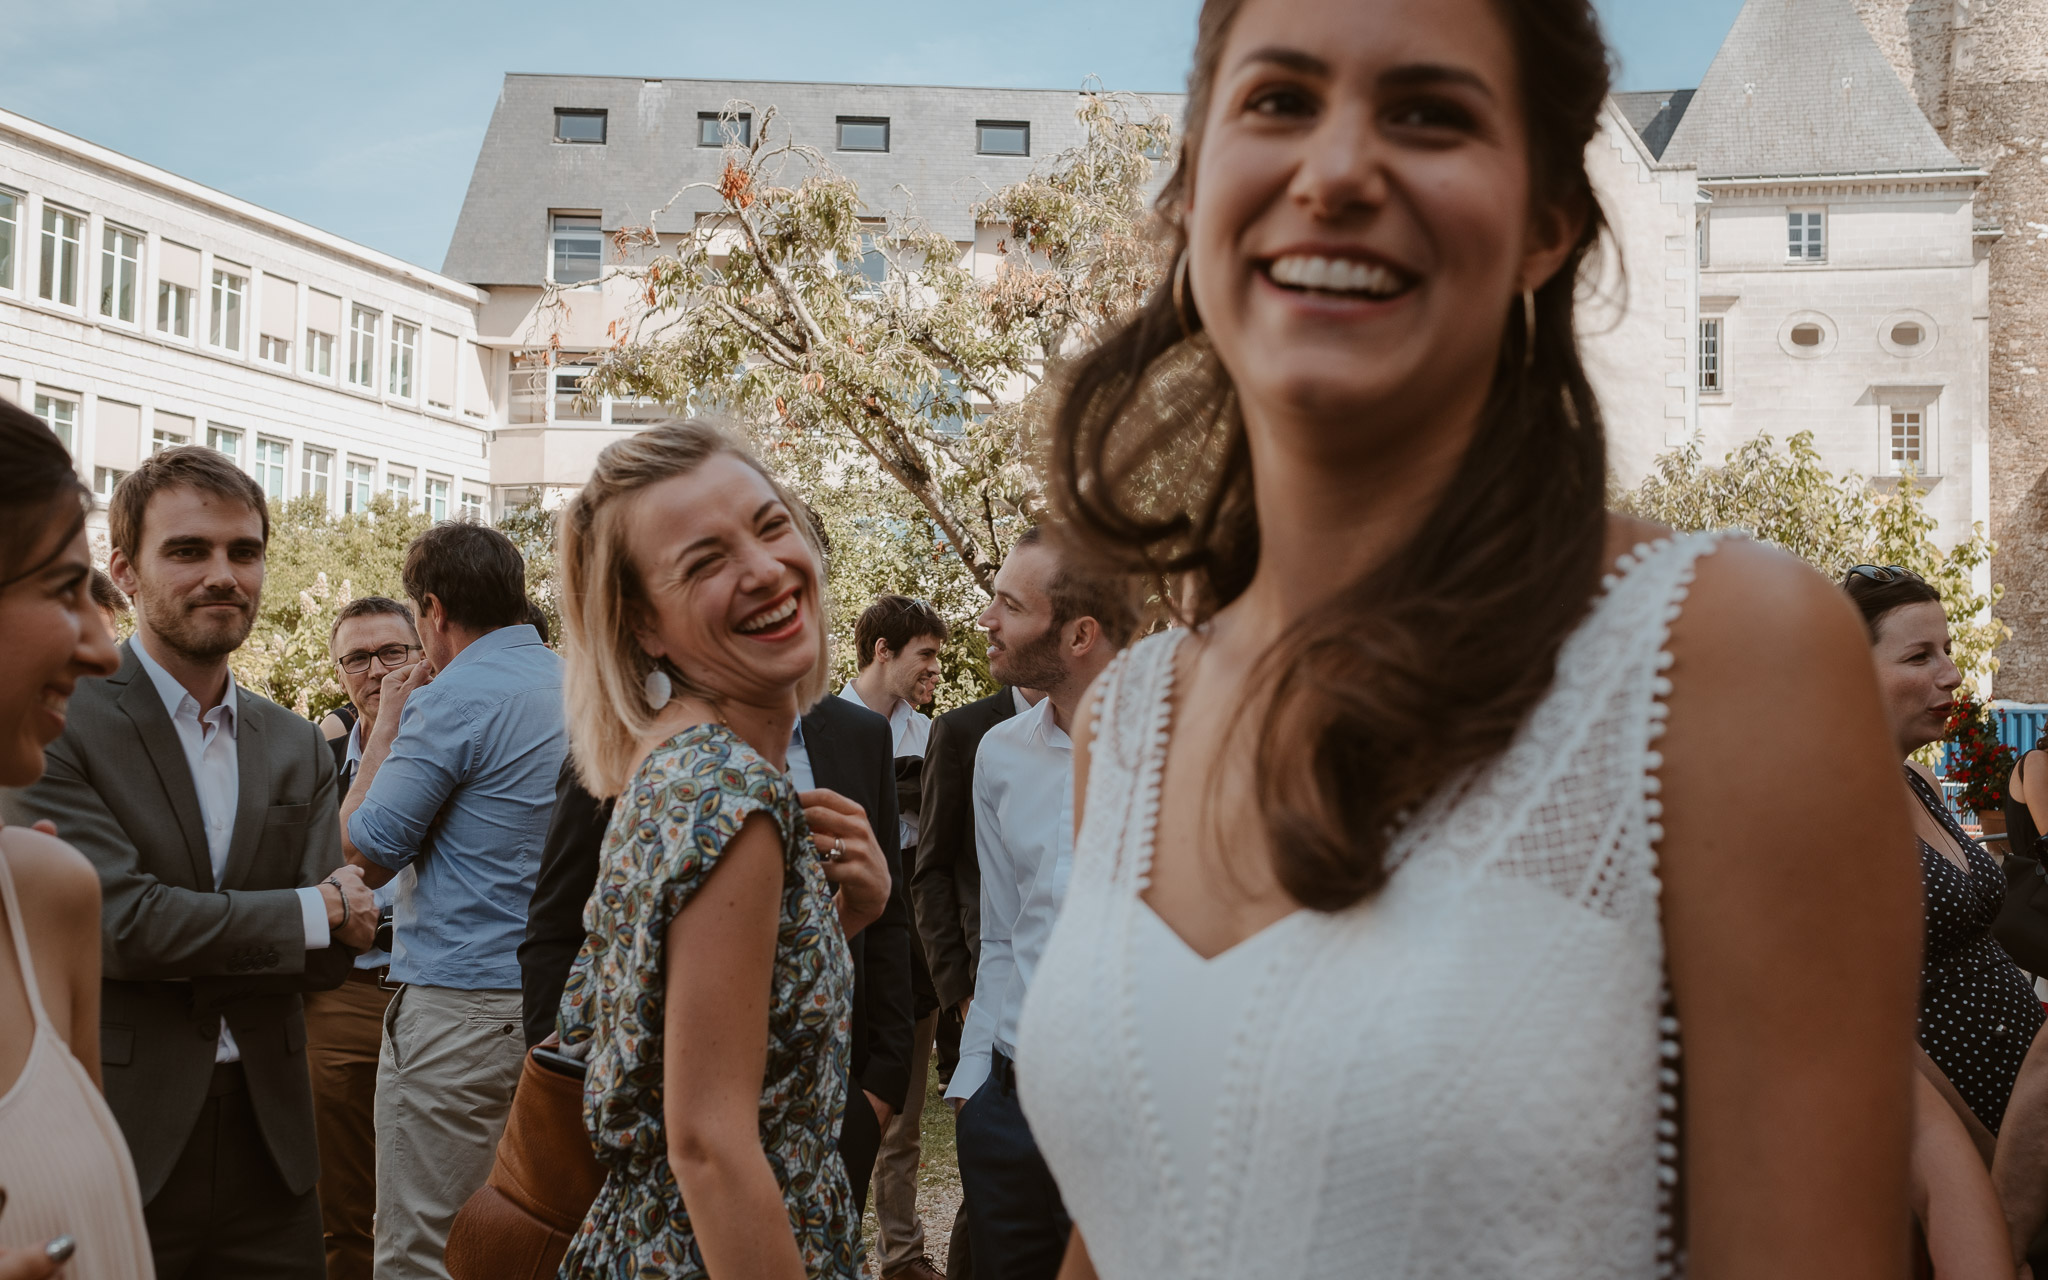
left=345, top=966, right=395, bottom=989
left=208, top=1061, right=246, bottom=1098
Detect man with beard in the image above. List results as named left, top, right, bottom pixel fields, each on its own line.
left=945, top=527, right=1136, bottom=1280
left=4, top=446, right=378, bottom=1278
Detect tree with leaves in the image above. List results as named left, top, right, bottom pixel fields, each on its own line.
left=578, top=92, right=1176, bottom=598
left=1619, top=430, right=2008, bottom=692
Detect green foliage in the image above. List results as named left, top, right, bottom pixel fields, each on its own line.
left=1619, top=430, right=2009, bottom=693
left=576, top=91, right=1174, bottom=613
left=1944, top=695, right=2017, bottom=814
left=231, top=495, right=433, bottom=718
left=496, top=499, right=564, bottom=645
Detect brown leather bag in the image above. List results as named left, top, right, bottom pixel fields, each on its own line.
left=445, top=1046, right=607, bottom=1280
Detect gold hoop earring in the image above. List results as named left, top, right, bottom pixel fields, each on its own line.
left=1172, top=250, right=1196, bottom=342
left=1521, top=288, right=1537, bottom=372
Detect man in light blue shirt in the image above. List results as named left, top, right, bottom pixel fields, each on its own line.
left=340, top=524, right=564, bottom=1280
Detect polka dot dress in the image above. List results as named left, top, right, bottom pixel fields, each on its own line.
left=1909, top=768, right=2044, bottom=1132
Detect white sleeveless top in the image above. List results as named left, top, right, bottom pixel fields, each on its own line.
left=1016, top=535, right=1720, bottom=1280
left=0, top=843, right=156, bottom=1279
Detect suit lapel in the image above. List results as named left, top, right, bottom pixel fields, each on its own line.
left=801, top=707, right=852, bottom=797
left=113, top=644, right=215, bottom=892
left=220, top=694, right=268, bottom=891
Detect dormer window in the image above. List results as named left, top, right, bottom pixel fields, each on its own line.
left=555, top=109, right=607, bottom=144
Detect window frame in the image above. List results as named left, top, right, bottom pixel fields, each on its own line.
left=384, top=469, right=415, bottom=507
left=1787, top=208, right=1826, bottom=263
left=554, top=109, right=608, bottom=144
left=1697, top=317, right=1723, bottom=394
left=836, top=116, right=891, bottom=153
left=425, top=475, right=450, bottom=522
left=209, top=267, right=247, bottom=352
left=32, top=390, right=78, bottom=452
left=100, top=223, right=142, bottom=324
left=206, top=424, right=242, bottom=463
left=150, top=426, right=190, bottom=455
left=157, top=279, right=194, bottom=339
left=0, top=188, right=19, bottom=294
left=344, top=459, right=375, bottom=513
left=460, top=489, right=487, bottom=521
left=305, top=328, right=335, bottom=377
left=389, top=319, right=418, bottom=399
left=259, top=333, right=291, bottom=365
left=253, top=437, right=289, bottom=500
left=38, top=204, right=83, bottom=308
left=302, top=447, right=333, bottom=502
left=93, top=466, right=129, bottom=501
left=550, top=214, right=603, bottom=286
left=348, top=305, right=379, bottom=389
left=698, top=112, right=753, bottom=147
left=976, top=120, right=1030, bottom=157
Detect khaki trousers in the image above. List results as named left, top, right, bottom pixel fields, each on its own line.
left=373, top=985, right=525, bottom=1280
left=306, top=977, right=396, bottom=1280
left=875, top=1010, right=938, bottom=1270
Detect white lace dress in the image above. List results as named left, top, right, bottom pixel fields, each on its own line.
left=1015, top=535, right=1720, bottom=1280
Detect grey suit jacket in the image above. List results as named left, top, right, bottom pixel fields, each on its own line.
left=0, top=642, right=352, bottom=1202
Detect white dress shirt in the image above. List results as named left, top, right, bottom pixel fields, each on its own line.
left=838, top=678, right=931, bottom=850
left=132, top=638, right=331, bottom=1063
left=945, top=694, right=1073, bottom=1104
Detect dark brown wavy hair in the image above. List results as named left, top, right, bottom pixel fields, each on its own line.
left=1048, top=0, right=1616, bottom=911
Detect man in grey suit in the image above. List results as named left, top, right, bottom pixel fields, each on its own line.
left=3, top=446, right=377, bottom=1279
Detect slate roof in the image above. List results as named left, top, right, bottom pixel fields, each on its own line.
left=1612, top=90, right=1695, bottom=160
left=443, top=75, right=1183, bottom=287
left=1660, top=0, right=1964, bottom=179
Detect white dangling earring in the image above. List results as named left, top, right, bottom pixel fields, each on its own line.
left=643, top=665, right=672, bottom=711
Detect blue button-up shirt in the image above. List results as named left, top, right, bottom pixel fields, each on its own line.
left=347, top=625, right=565, bottom=989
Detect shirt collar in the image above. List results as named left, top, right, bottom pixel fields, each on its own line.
left=130, top=636, right=240, bottom=735
left=839, top=679, right=909, bottom=732
left=345, top=720, right=365, bottom=770
left=1020, top=691, right=1070, bottom=752
left=438, top=623, right=540, bottom=677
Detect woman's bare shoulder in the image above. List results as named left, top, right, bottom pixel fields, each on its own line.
left=0, top=827, right=101, bottom=921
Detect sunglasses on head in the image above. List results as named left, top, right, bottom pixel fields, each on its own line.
left=1842, top=564, right=1922, bottom=586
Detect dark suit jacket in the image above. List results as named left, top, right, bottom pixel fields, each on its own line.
left=911, top=688, right=1020, bottom=1011
left=1, top=642, right=353, bottom=1202
left=519, top=697, right=916, bottom=1111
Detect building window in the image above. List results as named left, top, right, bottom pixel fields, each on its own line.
left=1790, top=322, right=1824, bottom=347
left=844, top=231, right=887, bottom=289
left=32, top=392, right=76, bottom=452
left=551, top=215, right=602, bottom=285
left=303, top=448, right=332, bottom=501
left=1696, top=213, right=1709, bottom=269
left=100, top=225, right=140, bottom=322
left=250, top=439, right=286, bottom=498
left=977, top=121, right=1030, bottom=156
left=157, top=280, right=194, bottom=337
left=1891, top=408, right=1925, bottom=473
left=389, top=320, right=418, bottom=397
left=386, top=471, right=414, bottom=506
left=554, top=109, right=607, bottom=144
left=207, top=425, right=241, bottom=462
left=39, top=206, right=82, bottom=306
left=94, top=466, right=129, bottom=500
left=259, top=334, right=289, bottom=364
left=344, top=460, right=374, bottom=513
left=460, top=489, right=486, bottom=521
left=1788, top=210, right=1825, bottom=262
left=1698, top=318, right=1722, bottom=393
left=698, top=112, right=752, bottom=146
left=0, top=190, right=16, bottom=291
left=305, top=328, right=334, bottom=376
left=210, top=269, right=246, bottom=351
left=151, top=427, right=189, bottom=454
left=348, top=306, right=378, bottom=387
left=837, top=117, right=890, bottom=152
left=425, top=476, right=449, bottom=522
left=554, top=369, right=598, bottom=420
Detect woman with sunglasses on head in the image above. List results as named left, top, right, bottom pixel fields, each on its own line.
left=1014, top=0, right=1926, bottom=1274
left=1844, top=565, right=2048, bottom=1274
left=0, top=398, right=150, bottom=1278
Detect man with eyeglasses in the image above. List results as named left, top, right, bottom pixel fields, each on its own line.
left=308, top=595, right=419, bottom=1280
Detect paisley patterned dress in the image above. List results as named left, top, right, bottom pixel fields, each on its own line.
left=557, top=724, right=858, bottom=1279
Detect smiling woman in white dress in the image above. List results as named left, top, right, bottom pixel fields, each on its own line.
left=1013, top=0, right=1927, bottom=1276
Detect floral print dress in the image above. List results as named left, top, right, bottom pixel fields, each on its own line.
left=558, top=724, right=858, bottom=1279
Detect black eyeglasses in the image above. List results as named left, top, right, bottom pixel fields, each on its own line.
left=337, top=643, right=422, bottom=675
left=1843, top=564, right=1922, bottom=586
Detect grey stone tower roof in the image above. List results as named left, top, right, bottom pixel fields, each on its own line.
left=442, top=75, right=1182, bottom=287
left=1660, top=0, right=1965, bottom=178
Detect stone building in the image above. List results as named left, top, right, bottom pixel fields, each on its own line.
left=0, top=108, right=498, bottom=531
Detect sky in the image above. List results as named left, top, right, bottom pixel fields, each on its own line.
left=1, top=0, right=1748, bottom=272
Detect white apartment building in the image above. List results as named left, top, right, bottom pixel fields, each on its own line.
left=0, top=108, right=499, bottom=531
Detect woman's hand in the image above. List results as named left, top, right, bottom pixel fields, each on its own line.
left=799, top=789, right=890, bottom=937
left=0, top=1242, right=64, bottom=1279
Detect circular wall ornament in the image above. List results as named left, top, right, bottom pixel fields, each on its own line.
left=1878, top=308, right=1939, bottom=359
left=1777, top=310, right=1838, bottom=359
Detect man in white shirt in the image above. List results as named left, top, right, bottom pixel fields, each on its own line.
left=5, top=447, right=376, bottom=1278
left=841, top=595, right=951, bottom=1280
left=946, top=528, right=1137, bottom=1280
